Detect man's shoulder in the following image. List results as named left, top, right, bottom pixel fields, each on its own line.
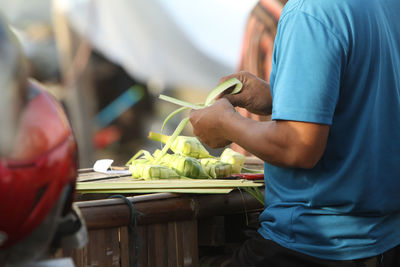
left=280, top=0, right=353, bottom=40
left=281, top=0, right=302, bottom=15
left=283, top=0, right=349, bottom=17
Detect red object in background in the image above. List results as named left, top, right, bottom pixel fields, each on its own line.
left=229, top=173, right=264, bottom=180
left=0, top=82, right=78, bottom=249
left=93, top=125, right=122, bottom=149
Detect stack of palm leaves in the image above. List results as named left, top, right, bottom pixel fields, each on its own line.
left=127, top=136, right=248, bottom=180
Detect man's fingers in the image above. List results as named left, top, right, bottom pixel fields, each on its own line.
left=218, top=75, right=234, bottom=84
left=216, top=84, right=238, bottom=99
left=189, top=109, right=199, bottom=125
left=222, top=94, right=240, bottom=107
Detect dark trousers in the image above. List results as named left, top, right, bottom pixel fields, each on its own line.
left=225, top=231, right=400, bottom=267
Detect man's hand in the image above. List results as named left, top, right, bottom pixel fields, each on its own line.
left=189, top=98, right=235, bottom=148
left=218, top=71, right=272, bottom=115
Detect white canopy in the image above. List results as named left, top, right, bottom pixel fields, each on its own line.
left=53, top=0, right=257, bottom=89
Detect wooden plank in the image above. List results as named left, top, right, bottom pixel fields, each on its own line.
left=145, top=223, right=169, bottom=267
left=181, top=220, right=198, bottom=267
left=119, top=227, right=130, bottom=267
left=120, top=225, right=145, bottom=267
left=139, top=221, right=199, bottom=267
left=154, top=224, right=169, bottom=267
left=167, top=220, right=199, bottom=267
left=137, top=225, right=148, bottom=267
left=79, top=197, right=195, bottom=229
left=76, top=190, right=263, bottom=230
left=198, top=216, right=225, bottom=246
left=167, top=222, right=179, bottom=267
left=55, top=222, right=199, bottom=267
left=69, top=246, right=87, bottom=267
left=85, top=228, right=121, bottom=267
left=175, top=221, right=185, bottom=267
left=146, top=224, right=157, bottom=267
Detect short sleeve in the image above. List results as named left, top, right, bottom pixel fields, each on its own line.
left=269, top=10, right=346, bottom=125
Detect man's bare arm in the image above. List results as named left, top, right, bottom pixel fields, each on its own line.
left=190, top=98, right=329, bottom=168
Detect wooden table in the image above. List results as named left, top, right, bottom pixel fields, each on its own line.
left=54, top=158, right=265, bottom=267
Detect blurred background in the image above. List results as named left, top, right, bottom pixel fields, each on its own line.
left=0, top=0, right=257, bottom=168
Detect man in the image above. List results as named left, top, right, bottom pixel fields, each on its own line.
left=190, top=0, right=400, bottom=265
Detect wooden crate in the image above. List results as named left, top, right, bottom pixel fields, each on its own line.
left=54, top=190, right=263, bottom=267
left=55, top=157, right=264, bottom=266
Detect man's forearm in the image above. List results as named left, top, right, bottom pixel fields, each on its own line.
left=220, top=112, right=329, bottom=169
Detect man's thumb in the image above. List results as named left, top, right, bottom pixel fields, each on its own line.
left=222, top=94, right=239, bottom=107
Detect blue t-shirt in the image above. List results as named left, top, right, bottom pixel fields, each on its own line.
left=259, top=0, right=400, bottom=260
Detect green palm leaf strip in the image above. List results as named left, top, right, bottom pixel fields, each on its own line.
left=241, top=167, right=264, bottom=174
left=158, top=95, right=203, bottom=110
left=154, top=117, right=190, bottom=164
left=126, top=149, right=154, bottom=166
left=159, top=77, right=242, bottom=111
left=155, top=78, right=243, bottom=162
left=160, top=106, right=190, bottom=134
left=203, top=78, right=243, bottom=106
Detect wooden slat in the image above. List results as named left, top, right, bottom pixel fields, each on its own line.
left=76, top=190, right=263, bottom=229
left=104, top=220, right=200, bottom=267
left=85, top=228, right=121, bottom=267
left=137, top=225, right=148, bottom=267
left=79, top=197, right=195, bottom=229
left=146, top=224, right=158, bottom=267
left=153, top=224, right=169, bottom=267
left=167, top=222, right=180, bottom=266
left=181, top=220, right=198, bottom=267
left=119, top=227, right=130, bottom=267
left=198, top=216, right=225, bottom=246
left=54, top=189, right=264, bottom=266
left=69, top=246, right=87, bottom=267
